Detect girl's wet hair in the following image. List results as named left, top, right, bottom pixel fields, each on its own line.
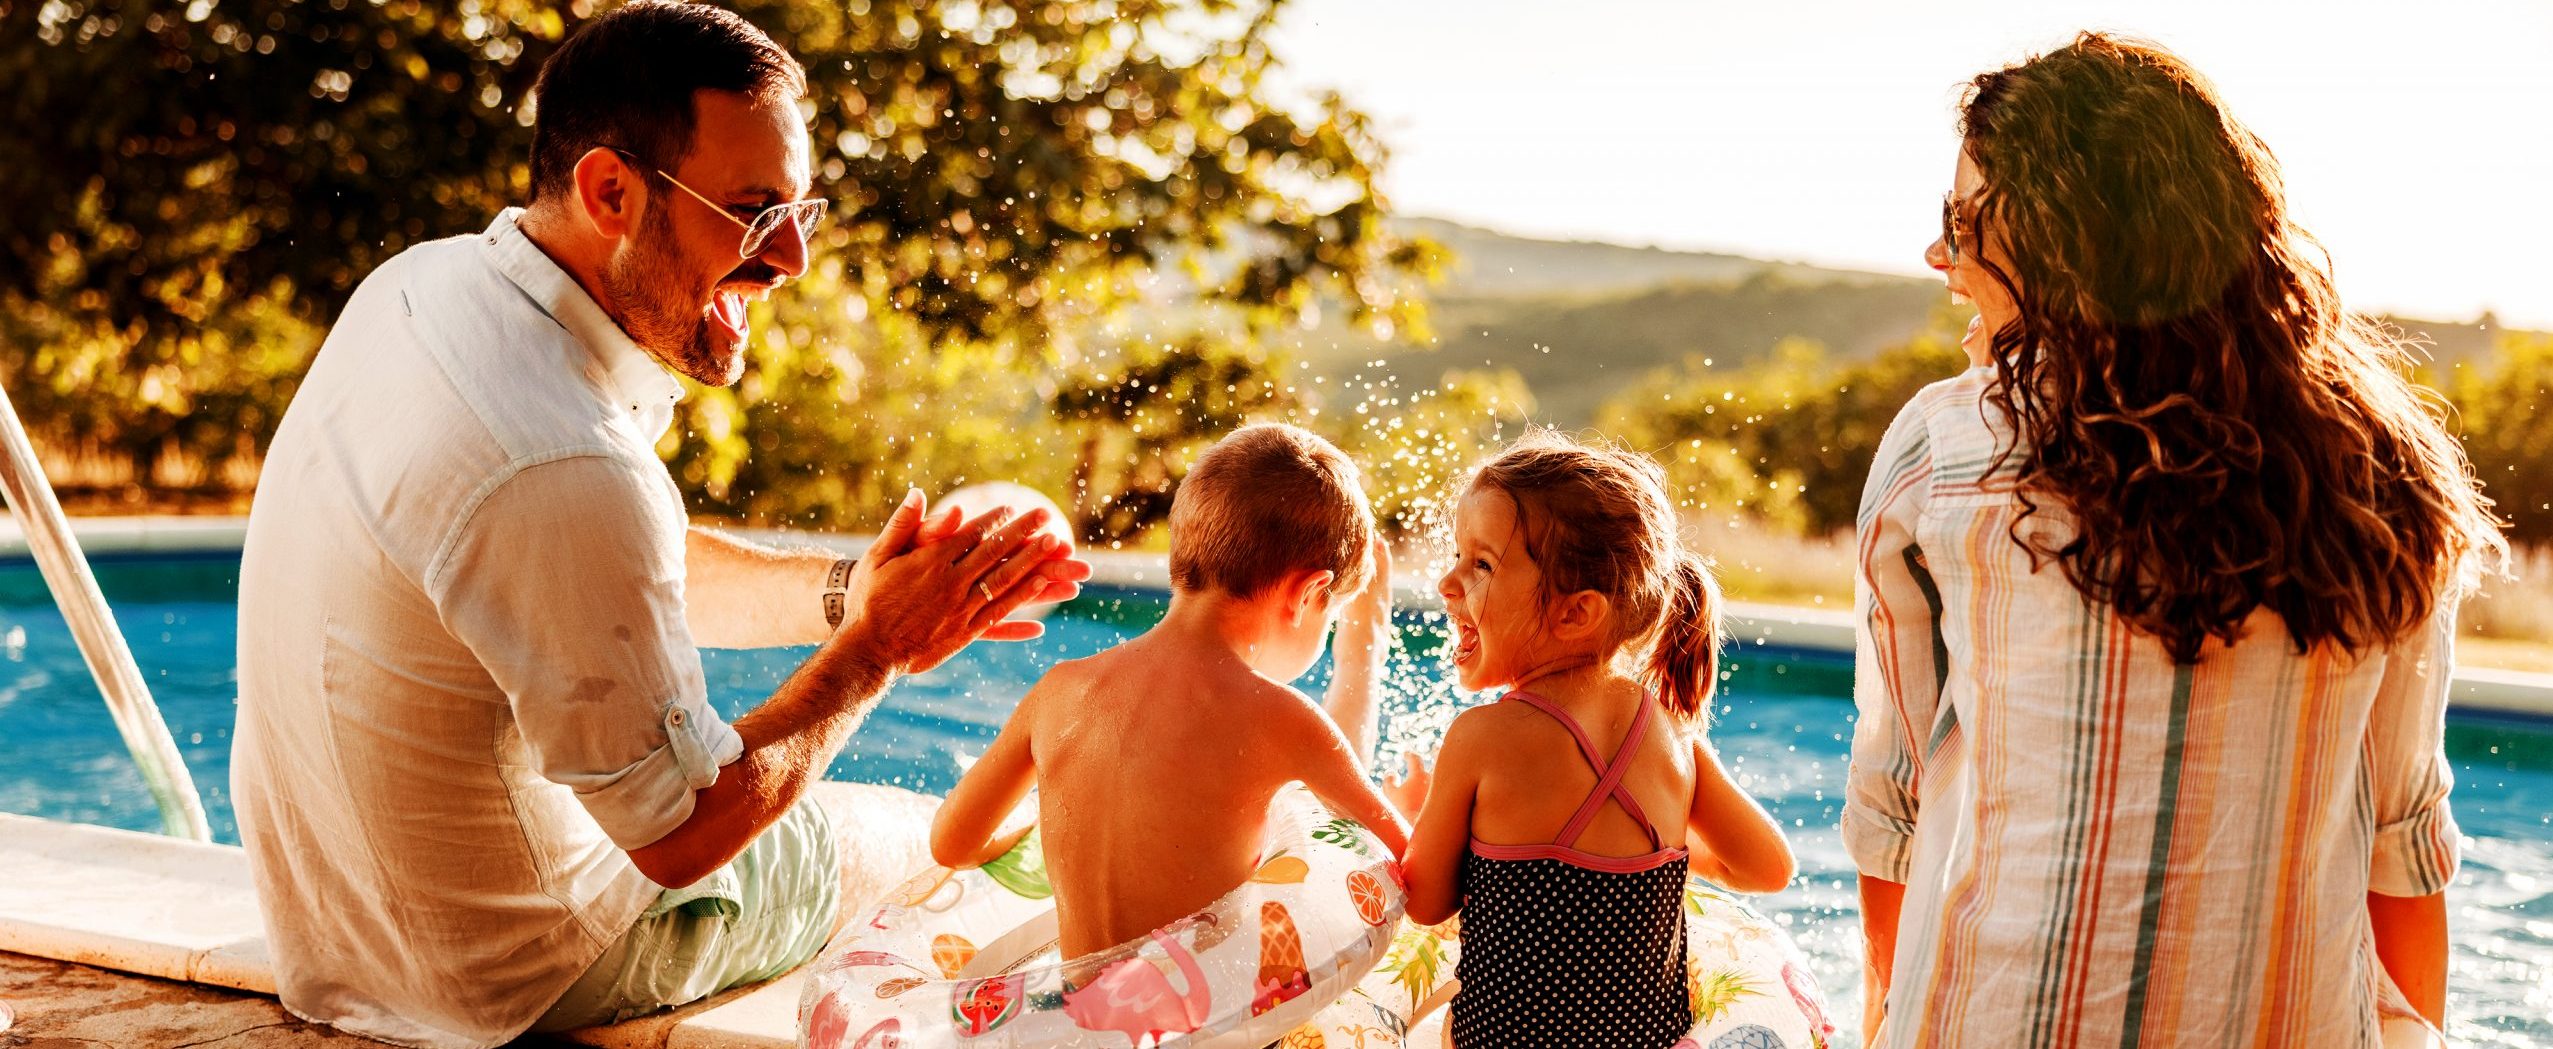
left=1466, top=430, right=1721, bottom=725
left=1957, top=32, right=2506, bottom=662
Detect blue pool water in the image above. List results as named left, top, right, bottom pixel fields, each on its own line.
left=4, top=554, right=2550, bottom=1044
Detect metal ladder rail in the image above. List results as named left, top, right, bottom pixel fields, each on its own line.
left=0, top=378, right=211, bottom=842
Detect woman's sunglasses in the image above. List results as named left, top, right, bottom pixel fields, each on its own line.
left=1941, top=192, right=1974, bottom=262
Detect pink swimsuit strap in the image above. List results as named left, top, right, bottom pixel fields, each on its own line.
left=1469, top=689, right=1688, bottom=874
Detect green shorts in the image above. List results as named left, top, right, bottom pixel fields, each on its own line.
left=532, top=798, right=842, bottom=1032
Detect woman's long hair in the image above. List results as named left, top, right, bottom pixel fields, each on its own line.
left=1958, top=33, right=2505, bottom=662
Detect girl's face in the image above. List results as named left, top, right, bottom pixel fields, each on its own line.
left=1925, top=144, right=2021, bottom=368
left=1436, top=486, right=1557, bottom=692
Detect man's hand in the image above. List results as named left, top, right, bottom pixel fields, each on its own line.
left=842, top=489, right=1093, bottom=674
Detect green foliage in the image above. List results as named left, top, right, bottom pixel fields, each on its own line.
left=1, top=0, right=560, bottom=476
left=2442, top=331, right=2553, bottom=544
left=1602, top=310, right=1971, bottom=535
left=1049, top=334, right=1296, bottom=544
left=0, top=0, right=1429, bottom=497
left=1326, top=366, right=1532, bottom=540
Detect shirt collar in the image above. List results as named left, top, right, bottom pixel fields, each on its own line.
left=479, top=208, right=684, bottom=434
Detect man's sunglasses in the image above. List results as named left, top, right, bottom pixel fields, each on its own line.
left=611, top=148, right=827, bottom=259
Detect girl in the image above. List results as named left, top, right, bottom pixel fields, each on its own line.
left=1848, top=33, right=2505, bottom=1049
left=1391, top=431, right=1795, bottom=1046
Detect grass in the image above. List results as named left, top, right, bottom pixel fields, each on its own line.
left=1698, top=517, right=2553, bottom=675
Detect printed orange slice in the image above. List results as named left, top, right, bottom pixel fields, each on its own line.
left=1346, top=867, right=1390, bottom=927
left=931, top=932, right=980, bottom=978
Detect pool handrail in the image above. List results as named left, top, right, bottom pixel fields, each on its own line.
left=0, top=379, right=211, bottom=842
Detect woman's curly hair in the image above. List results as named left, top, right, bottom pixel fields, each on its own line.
left=1957, top=32, right=2505, bottom=663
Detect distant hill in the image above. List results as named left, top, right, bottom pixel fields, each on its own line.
left=1276, top=220, right=1949, bottom=424
left=1395, top=217, right=1894, bottom=298
left=1275, top=219, right=2534, bottom=426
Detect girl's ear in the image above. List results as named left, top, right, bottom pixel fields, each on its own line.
left=1547, top=589, right=1612, bottom=643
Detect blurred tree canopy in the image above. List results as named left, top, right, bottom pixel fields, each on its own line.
left=2444, top=331, right=2553, bottom=544
left=0, top=0, right=1434, bottom=521
left=1600, top=309, right=1970, bottom=535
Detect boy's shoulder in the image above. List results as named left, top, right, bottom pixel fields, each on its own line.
left=1037, top=639, right=1307, bottom=712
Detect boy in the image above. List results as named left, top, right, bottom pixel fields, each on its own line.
left=931, top=423, right=1410, bottom=958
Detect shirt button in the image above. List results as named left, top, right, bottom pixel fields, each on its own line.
left=669, top=708, right=687, bottom=727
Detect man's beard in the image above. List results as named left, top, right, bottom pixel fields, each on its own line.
left=600, top=201, right=749, bottom=387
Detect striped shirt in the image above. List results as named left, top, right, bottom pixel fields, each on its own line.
left=1843, top=368, right=2460, bottom=1049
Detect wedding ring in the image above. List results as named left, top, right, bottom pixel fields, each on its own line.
left=978, top=581, right=995, bottom=602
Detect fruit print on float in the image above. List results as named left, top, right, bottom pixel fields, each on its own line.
left=930, top=933, right=978, bottom=979
left=1344, top=867, right=1391, bottom=927
left=949, top=973, right=1025, bottom=1036
left=1251, top=853, right=1310, bottom=885
left=1253, top=901, right=1312, bottom=1017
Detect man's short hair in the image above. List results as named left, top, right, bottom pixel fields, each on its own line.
left=1169, top=423, right=1375, bottom=601
left=528, top=1, right=805, bottom=201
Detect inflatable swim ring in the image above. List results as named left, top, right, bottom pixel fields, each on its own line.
left=800, top=786, right=1836, bottom=1048
left=1387, top=879, right=1833, bottom=1049
left=801, top=785, right=1431, bottom=1047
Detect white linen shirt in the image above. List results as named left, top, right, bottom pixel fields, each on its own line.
left=231, top=209, right=745, bottom=1049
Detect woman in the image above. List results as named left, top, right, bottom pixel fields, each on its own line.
left=1844, top=33, right=2504, bottom=1049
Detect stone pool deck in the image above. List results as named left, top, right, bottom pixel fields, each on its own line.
left=2, top=950, right=417, bottom=1048
left=0, top=949, right=792, bottom=1048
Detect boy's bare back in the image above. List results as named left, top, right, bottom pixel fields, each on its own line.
left=1019, top=633, right=1355, bottom=958
left=928, top=423, right=1409, bottom=961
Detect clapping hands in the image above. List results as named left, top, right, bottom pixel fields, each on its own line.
left=840, top=488, right=1094, bottom=675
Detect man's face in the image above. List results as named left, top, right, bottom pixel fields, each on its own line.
left=600, top=89, right=814, bottom=387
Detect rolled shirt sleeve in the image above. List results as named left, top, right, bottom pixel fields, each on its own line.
left=1843, top=396, right=1944, bottom=883
left=428, top=452, right=743, bottom=852
left=2364, top=610, right=2463, bottom=897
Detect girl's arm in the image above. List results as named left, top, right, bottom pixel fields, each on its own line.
left=929, top=689, right=1040, bottom=868
left=1322, top=538, right=1393, bottom=759
left=1398, top=712, right=1488, bottom=927
left=1686, top=737, right=1794, bottom=894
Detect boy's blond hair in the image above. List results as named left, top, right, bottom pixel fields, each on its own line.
left=1168, top=423, right=1374, bottom=601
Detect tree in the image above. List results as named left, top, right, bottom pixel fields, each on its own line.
left=1048, top=334, right=1294, bottom=544
left=2443, top=331, right=2553, bottom=544
left=1, top=0, right=559, bottom=480
left=1325, top=365, right=1533, bottom=541
left=0, top=0, right=1431, bottom=499
left=1600, top=307, right=1971, bottom=535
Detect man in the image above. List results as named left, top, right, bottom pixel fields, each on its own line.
left=229, top=5, right=1088, bottom=1046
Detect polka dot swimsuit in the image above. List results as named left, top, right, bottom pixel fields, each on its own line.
left=1450, top=691, right=1694, bottom=1048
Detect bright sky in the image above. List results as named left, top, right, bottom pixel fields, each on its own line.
left=1267, top=0, right=2553, bottom=329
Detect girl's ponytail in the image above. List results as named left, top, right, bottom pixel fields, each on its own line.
left=1647, top=553, right=1722, bottom=726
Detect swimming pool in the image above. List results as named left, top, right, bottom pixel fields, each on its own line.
left=4, top=554, right=2548, bottom=1045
